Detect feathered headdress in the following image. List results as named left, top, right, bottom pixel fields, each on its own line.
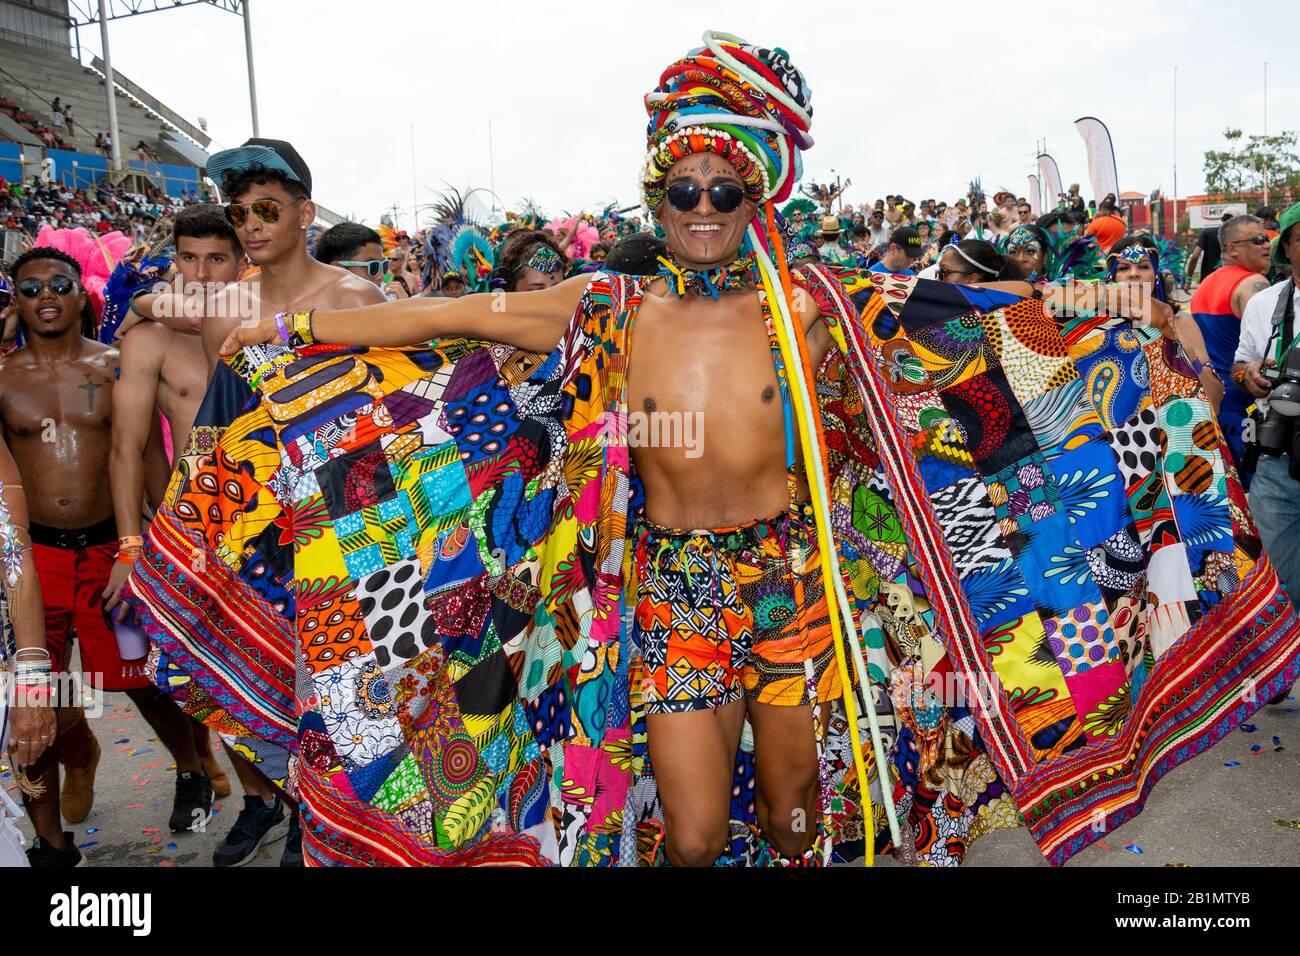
left=450, top=226, right=495, bottom=293
left=642, top=31, right=813, bottom=213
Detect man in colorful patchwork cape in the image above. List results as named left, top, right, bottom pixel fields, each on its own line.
left=134, top=32, right=1300, bottom=867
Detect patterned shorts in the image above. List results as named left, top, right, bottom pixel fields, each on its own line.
left=634, top=503, right=842, bottom=715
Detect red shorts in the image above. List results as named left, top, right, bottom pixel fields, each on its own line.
left=31, top=519, right=150, bottom=692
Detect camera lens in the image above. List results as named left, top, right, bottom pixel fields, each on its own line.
left=1270, top=380, right=1300, bottom=418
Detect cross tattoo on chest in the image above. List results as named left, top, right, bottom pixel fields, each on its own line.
left=79, top=375, right=103, bottom=413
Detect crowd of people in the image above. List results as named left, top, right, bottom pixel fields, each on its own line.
left=0, top=32, right=1298, bottom=871
left=1, top=175, right=198, bottom=239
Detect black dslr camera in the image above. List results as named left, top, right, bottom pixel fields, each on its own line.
left=1250, top=280, right=1300, bottom=479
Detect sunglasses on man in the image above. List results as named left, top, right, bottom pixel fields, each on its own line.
left=223, top=196, right=306, bottom=229
left=17, top=275, right=78, bottom=298
left=1225, top=234, right=1270, bottom=247
left=337, top=258, right=390, bottom=278
left=665, top=181, right=746, bottom=214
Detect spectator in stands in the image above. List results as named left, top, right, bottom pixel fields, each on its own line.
left=63, top=104, right=74, bottom=136
left=50, top=98, right=63, bottom=133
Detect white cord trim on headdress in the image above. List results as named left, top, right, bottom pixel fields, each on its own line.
left=951, top=243, right=1001, bottom=276
left=704, top=30, right=811, bottom=129
left=700, top=30, right=813, bottom=203
left=650, top=106, right=790, bottom=139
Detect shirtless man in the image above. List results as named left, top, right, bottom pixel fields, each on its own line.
left=105, top=202, right=314, bottom=861
left=220, top=43, right=905, bottom=866
left=0, top=247, right=213, bottom=861
left=126, top=138, right=383, bottom=866
left=125, top=139, right=384, bottom=371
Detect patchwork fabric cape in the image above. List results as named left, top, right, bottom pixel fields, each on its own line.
left=127, top=264, right=1300, bottom=866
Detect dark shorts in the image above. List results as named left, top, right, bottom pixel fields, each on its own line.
left=634, top=503, right=842, bottom=715
left=31, top=516, right=150, bottom=692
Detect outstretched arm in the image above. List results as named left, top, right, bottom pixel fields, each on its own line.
left=221, top=273, right=591, bottom=357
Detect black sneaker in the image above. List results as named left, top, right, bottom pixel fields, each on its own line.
left=27, top=832, right=83, bottom=867
left=212, top=796, right=287, bottom=867
left=280, top=810, right=303, bottom=867
left=169, top=770, right=214, bottom=833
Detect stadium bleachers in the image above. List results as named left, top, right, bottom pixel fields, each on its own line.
left=0, top=34, right=207, bottom=193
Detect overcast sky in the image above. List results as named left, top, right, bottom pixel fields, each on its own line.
left=76, top=0, right=1298, bottom=229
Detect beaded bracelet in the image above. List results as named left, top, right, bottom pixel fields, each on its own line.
left=273, top=311, right=291, bottom=343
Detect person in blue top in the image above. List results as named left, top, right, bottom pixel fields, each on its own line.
left=867, top=225, right=923, bottom=276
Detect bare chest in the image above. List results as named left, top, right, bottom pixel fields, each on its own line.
left=2, top=364, right=115, bottom=434
left=627, top=292, right=784, bottom=423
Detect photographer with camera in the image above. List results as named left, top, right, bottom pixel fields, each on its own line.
left=1233, top=202, right=1300, bottom=614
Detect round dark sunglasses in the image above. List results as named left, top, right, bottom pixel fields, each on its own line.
left=17, top=275, right=78, bottom=298
left=665, top=181, right=746, bottom=214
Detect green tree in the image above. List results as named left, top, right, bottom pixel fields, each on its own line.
left=1203, top=128, right=1300, bottom=198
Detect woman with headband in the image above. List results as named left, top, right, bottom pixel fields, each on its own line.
left=1107, top=233, right=1221, bottom=411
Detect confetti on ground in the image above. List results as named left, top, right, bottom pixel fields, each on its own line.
left=158, top=859, right=176, bottom=868
left=1165, top=863, right=1191, bottom=867
left=1273, top=736, right=1282, bottom=746
left=1124, top=843, right=1144, bottom=855
left=1096, top=842, right=1113, bottom=851
left=166, top=842, right=177, bottom=851
left=148, top=846, right=163, bottom=855
left=114, top=738, right=130, bottom=745
left=78, top=841, right=97, bottom=849
left=1251, top=744, right=1263, bottom=753
left=1223, top=760, right=1241, bottom=766
left=124, top=803, right=143, bottom=811
left=1276, top=820, right=1300, bottom=829
left=141, top=827, right=159, bottom=835
left=129, top=748, right=154, bottom=757
left=1240, top=724, right=1257, bottom=733
left=85, top=827, right=100, bottom=834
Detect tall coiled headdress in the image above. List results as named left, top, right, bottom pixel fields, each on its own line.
left=642, top=31, right=813, bottom=214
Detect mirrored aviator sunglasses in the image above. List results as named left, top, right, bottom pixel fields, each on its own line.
left=17, top=275, right=76, bottom=298
left=665, top=181, right=746, bottom=214
left=224, top=197, right=302, bottom=228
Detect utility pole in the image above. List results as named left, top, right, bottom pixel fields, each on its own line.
left=97, top=0, right=121, bottom=176
left=243, top=1, right=260, bottom=136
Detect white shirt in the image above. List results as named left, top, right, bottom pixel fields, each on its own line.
left=1234, top=276, right=1300, bottom=416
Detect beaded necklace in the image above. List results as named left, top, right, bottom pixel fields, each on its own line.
left=654, top=248, right=759, bottom=301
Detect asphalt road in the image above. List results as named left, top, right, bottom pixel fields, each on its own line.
left=4, top=681, right=1296, bottom=868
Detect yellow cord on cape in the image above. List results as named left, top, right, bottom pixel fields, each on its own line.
left=748, top=221, right=875, bottom=865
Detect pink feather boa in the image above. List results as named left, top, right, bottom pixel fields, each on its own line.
left=545, top=216, right=600, bottom=261
left=33, top=225, right=132, bottom=324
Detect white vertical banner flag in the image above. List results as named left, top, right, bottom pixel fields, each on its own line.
left=1037, top=154, right=1063, bottom=210
left=1074, top=116, right=1120, bottom=203
left=1027, top=174, right=1041, bottom=216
